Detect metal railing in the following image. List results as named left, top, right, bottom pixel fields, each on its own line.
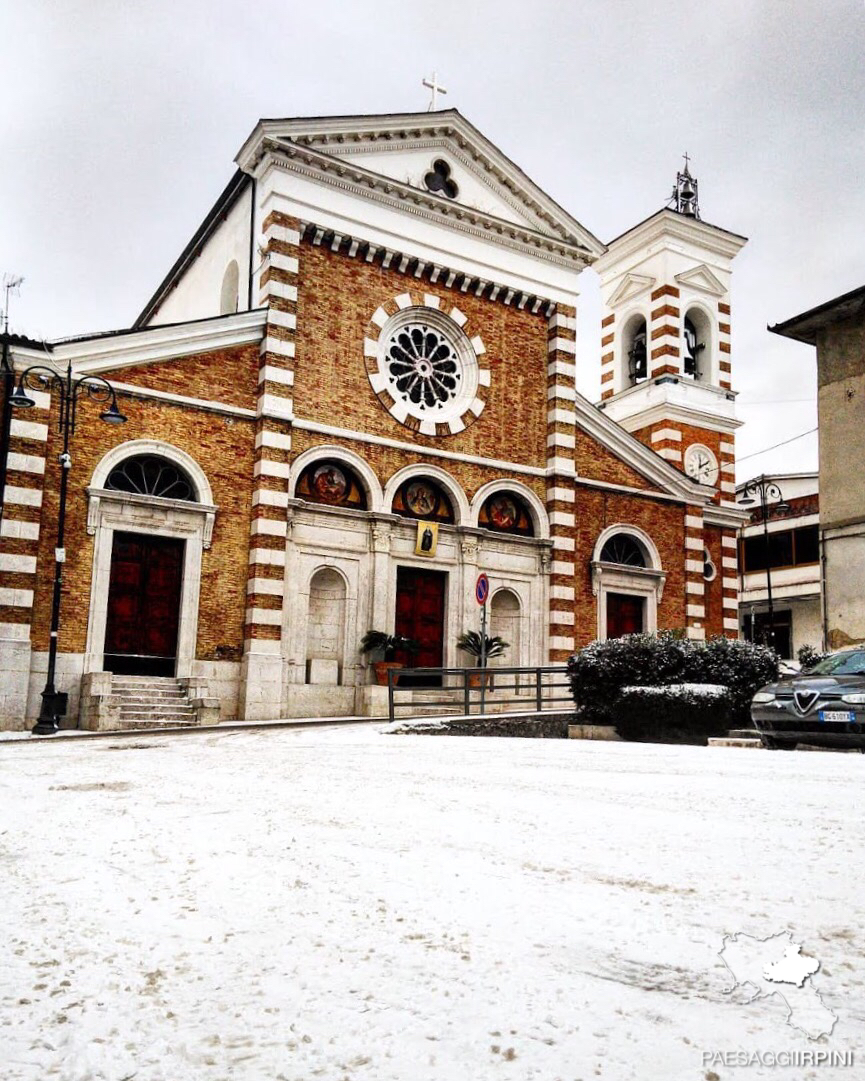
left=386, top=664, right=572, bottom=723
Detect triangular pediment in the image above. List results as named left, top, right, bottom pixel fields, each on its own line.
left=674, top=263, right=726, bottom=296
left=607, top=272, right=656, bottom=307
left=236, top=110, right=605, bottom=257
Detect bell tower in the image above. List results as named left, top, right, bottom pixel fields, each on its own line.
left=593, top=163, right=747, bottom=509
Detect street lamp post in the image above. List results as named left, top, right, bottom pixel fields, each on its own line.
left=737, top=475, right=791, bottom=654
left=9, top=361, right=126, bottom=734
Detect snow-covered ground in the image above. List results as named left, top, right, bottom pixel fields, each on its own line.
left=1, top=727, right=862, bottom=1081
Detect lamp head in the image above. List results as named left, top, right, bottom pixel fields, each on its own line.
left=100, top=401, right=127, bottom=425
left=8, top=383, right=35, bottom=409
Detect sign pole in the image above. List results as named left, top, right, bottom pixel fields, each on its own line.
left=474, top=572, right=490, bottom=717
left=480, top=600, right=487, bottom=716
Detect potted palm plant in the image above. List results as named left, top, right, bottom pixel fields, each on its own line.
left=360, top=630, right=419, bottom=686
left=456, top=631, right=509, bottom=687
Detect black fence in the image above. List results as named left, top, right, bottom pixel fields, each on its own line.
left=386, top=664, right=572, bottom=723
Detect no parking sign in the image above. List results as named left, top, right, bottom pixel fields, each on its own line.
left=475, top=572, right=489, bottom=606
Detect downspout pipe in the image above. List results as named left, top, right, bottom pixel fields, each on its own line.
left=0, top=333, right=13, bottom=530
left=247, top=177, right=256, bottom=310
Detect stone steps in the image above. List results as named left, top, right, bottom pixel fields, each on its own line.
left=113, top=676, right=199, bottom=729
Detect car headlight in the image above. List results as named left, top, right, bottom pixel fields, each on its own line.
left=841, top=693, right=865, bottom=705
left=752, top=692, right=776, bottom=704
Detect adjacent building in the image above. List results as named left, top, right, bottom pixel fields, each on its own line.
left=770, top=285, right=865, bottom=650
left=737, top=472, right=821, bottom=660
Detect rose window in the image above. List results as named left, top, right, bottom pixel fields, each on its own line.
left=385, top=323, right=462, bottom=412
left=366, top=302, right=488, bottom=436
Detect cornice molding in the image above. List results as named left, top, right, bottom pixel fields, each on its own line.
left=256, top=139, right=592, bottom=271
left=573, top=393, right=713, bottom=503
left=236, top=111, right=605, bottom=259
left=48, top=310, right=267, bottom=375
left=595, top=209, right=747, bottom=274
left=704, top=504, right=750, bottom=528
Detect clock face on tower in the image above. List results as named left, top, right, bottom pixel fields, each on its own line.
left=684, top=443, right=719, bottom=485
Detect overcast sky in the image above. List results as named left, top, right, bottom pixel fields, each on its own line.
left=2, top=1, right=863, bottom=480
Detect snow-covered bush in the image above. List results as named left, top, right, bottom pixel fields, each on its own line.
left=615, top=685, right=735, bottom=744
left=797, top=643, right=828, bottom=671
left=567, top=631, right=779, bottom=738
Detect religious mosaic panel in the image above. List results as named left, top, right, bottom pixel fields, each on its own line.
left=295, top=460, right=368, bottom=510
left=391, top=477, right=455, bottom=523
left=478, top=491, right=535, bottom=536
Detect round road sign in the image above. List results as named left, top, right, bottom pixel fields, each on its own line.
left=475, top=572, right=489, bottom=606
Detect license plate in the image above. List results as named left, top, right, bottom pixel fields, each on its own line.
left=818, top=710, right=854, bottom=723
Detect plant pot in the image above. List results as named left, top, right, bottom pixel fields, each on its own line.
left=468, top=671, right=494, bottom=689
left=374, top=661, right=404, bottom=687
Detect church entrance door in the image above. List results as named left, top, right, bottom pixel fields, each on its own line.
left=104, top=531, right=185, bottom=677
left=394, top=566, right=446, bottom=687
left=606, top=592, right=645, bottom=639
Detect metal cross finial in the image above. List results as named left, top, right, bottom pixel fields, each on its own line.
left=682, top=151, right=691, bottom=173
left=422, top=72, right=447, bottom=111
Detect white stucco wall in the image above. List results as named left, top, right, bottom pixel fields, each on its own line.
left=147, top=184, right=253, bottom=326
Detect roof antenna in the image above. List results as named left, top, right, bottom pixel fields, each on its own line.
left=2, top=273, right=24, bottom=334
left=668, top=153, right=700, bottom=219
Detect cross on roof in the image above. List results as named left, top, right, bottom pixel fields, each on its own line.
left=682, top=151, right=691, bottom=172
left=422, top=72, right=447, bottom=111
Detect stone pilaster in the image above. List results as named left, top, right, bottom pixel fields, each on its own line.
left=684, top=504, right=706, bottom=641
left=238, top=210, right=299, bottom=720
left=649, top=284, right=681, bottom=378
left=0, top=388, right=50, bottom=727
left=545, top=305, right=577, bottom=662
left=599, top=312, right=615, bottom=402
left=718, top=300, right=732, bottom=391
left=721, top=530, right=740, bottom=637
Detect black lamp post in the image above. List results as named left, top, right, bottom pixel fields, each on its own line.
left=9, top=361, right=126, bottom=734
left=738, top=475, right=791, bottom=654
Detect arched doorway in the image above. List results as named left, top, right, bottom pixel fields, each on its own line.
left=101, top=455, right=199, bottom=676
left=591, top=526, right=667, bottom=641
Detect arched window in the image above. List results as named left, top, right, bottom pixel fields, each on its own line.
left=295, top=460, right=368, bottom=510
left=683, top=308, right=711, bottom=380
left=391, top=476, right=454, bottom=523
left=220, top=260, right=240, bottom=315
left=622, top=314, right=648, bottom=386
left=599, top=533, right=647, bottom=567
left=478, top=491, right=535, bottom=536
left=105, top=455, right=196, bottom=501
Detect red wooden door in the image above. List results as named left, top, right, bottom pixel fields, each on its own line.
left=395, top=567, right=446, bottom=681
left=104, top=532, right=184, bottom=676
left=606, top=592, right=645, bottom=639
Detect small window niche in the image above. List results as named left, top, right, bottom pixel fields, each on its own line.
left=683, top=307, right=711, bottom=381
left=622, top=314, right=648, bottom=387
left=220, top=260, right=240, bottom=315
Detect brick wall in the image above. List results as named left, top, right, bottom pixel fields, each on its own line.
left=293, top=242, right=549, bottom=467
left=26, top=377, right=255, bottom=660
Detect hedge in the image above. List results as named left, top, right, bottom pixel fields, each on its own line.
left=567, top=631, right=779, bottom=741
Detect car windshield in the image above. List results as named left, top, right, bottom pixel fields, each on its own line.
left=805, top=650, right=865, bottom=676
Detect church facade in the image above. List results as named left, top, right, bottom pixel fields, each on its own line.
left=0, top=110, right=748, bottom=729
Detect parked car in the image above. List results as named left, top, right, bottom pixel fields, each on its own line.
left=751, top=648, right=865, bottom=750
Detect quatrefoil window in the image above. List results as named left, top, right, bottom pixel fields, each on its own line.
left=424, top=158, right=458, bottom=200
